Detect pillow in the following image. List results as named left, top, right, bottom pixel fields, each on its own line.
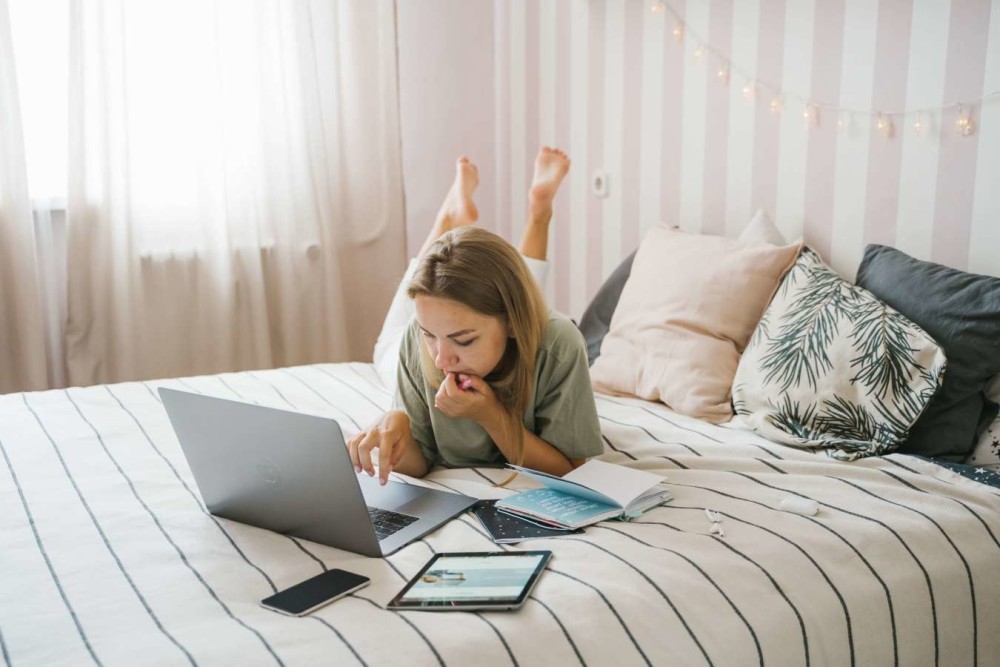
left=966, top=375, right=1000, bottom=470
left=967, top=419, right=1000, bottom=471
left=577, top=249, right=636, bottom=366
left=589, top=224, right=801, bottom=423
left=732, top=247, right=947, bottom=460
left=741, top=208, right=788, bottom=245
left=855, top=245, right=1000, bottom=461
left=577, top=209, right=786, bottom=366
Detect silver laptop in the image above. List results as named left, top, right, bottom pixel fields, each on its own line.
left=159, top=388, right=477, bottom=557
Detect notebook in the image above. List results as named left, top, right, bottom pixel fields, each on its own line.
left=472, top=499, right=583, bottom=544
left=495, top=460, right=672, bottom=530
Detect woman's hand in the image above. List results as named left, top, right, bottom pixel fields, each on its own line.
left=346, top=410, right=412, bottom=485
left=434, top=372, right=502, bottom=426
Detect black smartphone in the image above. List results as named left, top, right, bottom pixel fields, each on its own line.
left=260, top=569, right=370, bottom=616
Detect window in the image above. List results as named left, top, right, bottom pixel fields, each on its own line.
left=9, top=0, right=68, bottom=201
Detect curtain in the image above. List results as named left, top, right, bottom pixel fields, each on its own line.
left=0, top=0, right=50, bottom=393
left=66, top=0, right=406, bottom=385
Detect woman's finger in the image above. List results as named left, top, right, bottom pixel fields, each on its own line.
left=441, top=372, right=460, bottom=399
left=462, top=374, right=486, bottom=394
left=357, top=428, right=380, bottom=477
left=377, top=433, right=395, bottom=485
left=389, top=435, right=407, bottom=467
left=347, top=432, right=363, bottom=472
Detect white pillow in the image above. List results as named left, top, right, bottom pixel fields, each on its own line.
left=740, top=208, right=789, bottom=246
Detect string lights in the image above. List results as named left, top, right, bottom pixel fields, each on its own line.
left=716, top=64, right=730, bottom=85
left=769, top=96, right=783, bottom=116
left=836, top=112, right=850, bottom=134
left=876, top=113, right=894, bottom=138
left=650, top=0, right=997, bottom=138
left=956, top=105, right=976, bottom=136
left=803, top=103, right=819, bottom=127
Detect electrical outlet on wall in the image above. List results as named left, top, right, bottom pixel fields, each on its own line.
left=591, top=170, right=610, bottom=198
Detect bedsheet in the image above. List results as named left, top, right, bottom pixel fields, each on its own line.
left=1, top=363, right=998, bottom=666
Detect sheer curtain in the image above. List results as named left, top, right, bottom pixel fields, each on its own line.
left=0, top=0, right=50, bottom=393
left=65, top=0, right=405, bottom=385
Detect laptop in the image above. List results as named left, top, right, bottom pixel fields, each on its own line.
left=158, top=388, right=477, bottom=557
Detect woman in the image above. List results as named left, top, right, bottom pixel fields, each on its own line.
left=349, top=149, right=603, bottom=484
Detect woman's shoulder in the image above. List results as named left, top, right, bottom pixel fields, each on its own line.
left=540, top=311, right=587, bottom=359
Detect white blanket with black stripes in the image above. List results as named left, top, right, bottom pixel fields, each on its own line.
left=2, top=363, right=998, bottom=667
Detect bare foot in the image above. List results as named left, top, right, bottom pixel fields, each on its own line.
left=420, top=157, right=480, bottom=257
left=528, top=147, right=570, bottom=219
left=520, top=147, right=570, bottom=260
left=438, top=157, right=479, bottom=229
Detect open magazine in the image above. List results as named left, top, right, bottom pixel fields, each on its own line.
left=495, top=460, right=672, bottom=530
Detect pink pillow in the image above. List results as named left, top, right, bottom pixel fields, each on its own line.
left=590, top=225, right=801, bottom=423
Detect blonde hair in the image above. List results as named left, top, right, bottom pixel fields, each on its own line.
left=407, top=227, right=549, bottom=481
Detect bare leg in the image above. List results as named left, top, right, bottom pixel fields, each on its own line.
left=417, top=156, right=480, bottom=258
left=519, top=147, right=571, bottom=260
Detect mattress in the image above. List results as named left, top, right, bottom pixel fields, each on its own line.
left=1, top=363, right=998, bottom=666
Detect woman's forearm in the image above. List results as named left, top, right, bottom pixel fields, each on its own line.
left=392, top=434, right=431, bottom=478
left=481, top=413, right=574, bottom=476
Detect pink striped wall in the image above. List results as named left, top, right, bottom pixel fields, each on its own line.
left=399, top=0, right=1000, bottom=319
left=659, top=0, right=686, bottom=232
left=749, top=0, right=784, bottom=226
left=701, top=0, right=732, bottom=237
left=802, top=0, right=845, bottom=262
left=932, top=0, right=994, bottom=269
left=863, top=0, right=912, bottom=250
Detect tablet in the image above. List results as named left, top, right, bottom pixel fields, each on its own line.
left=386, top=551, right=552, bottom=611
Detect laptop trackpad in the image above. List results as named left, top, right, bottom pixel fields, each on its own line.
left=358, top=475, right=424, bottom=510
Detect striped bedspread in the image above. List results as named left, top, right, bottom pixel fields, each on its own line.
left=1, top=363, right=998, bottom=666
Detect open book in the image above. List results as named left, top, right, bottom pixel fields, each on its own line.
left=495, top=460, right=672, bottom=529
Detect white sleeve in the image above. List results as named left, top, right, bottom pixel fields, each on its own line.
left=372, top=258, right=420, bottom=393
left=522, top=255, right=550, bottom=290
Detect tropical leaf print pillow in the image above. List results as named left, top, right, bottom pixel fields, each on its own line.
left=732, top=247, right=947, bottom=460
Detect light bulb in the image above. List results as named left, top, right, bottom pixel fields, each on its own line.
left=716, top=65, right=730, bottom=84
left=693, top=45, right=705, bottom=60
left=741, top=81, right=755, bottom=100
left=672, top=24, right=684, bottom=42
left=650, top=1, right=664, bottom=13
left=876, top=113, right=894, bottom=138
left=803, top=104, right=819, bottom=126
left=913, top=112, right=923, bottom=135
left=770, top=96, right=783, bottom=115
left=837, top=112, right=850, bottom=134
left=956, top=105, right=976, bottom=136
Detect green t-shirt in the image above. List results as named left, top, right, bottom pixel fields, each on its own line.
left=396, top=313, right=605, bottom=468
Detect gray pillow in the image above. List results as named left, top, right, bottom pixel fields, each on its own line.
left=577, top=250, right=636, bottom=365
left=856, top=244, right=1000, bottom=461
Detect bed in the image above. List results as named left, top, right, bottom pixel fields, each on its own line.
left=2, top=362, right=998, bottom=666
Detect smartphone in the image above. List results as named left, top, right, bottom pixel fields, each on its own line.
left=260, top=569, right=370, bottom=616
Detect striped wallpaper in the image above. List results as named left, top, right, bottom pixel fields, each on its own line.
left=490, top=0, right=1000, bottom=319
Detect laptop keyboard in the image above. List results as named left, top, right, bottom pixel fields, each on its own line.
left=367, top=506, right=419, bottom=541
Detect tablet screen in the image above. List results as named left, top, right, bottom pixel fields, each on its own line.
left=388, top=551, right=552, bottom=610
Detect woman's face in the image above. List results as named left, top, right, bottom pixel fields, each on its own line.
left=414, top=295, right=509, bottom=379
